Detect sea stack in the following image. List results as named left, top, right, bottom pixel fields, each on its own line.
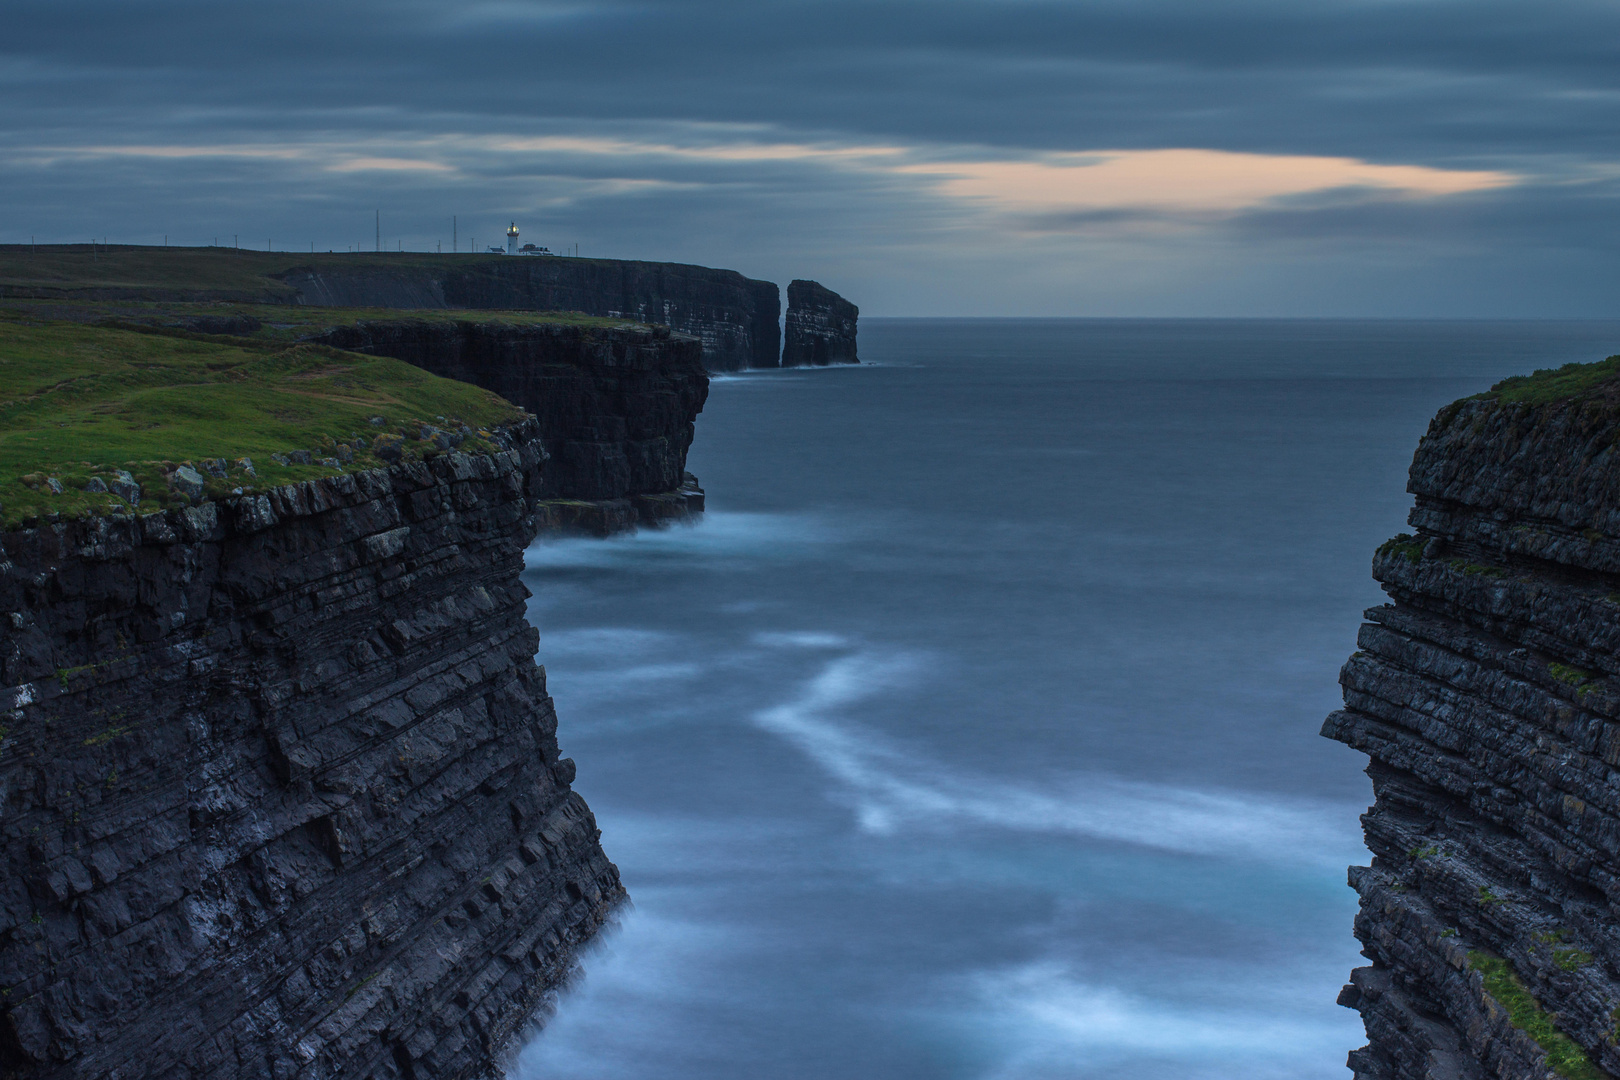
left=1324, top=356, right=1620, bottom=1079
left=782, top=279, right=858, bottom=367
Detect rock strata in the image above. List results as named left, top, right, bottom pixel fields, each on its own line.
left=310, top=319, right=708, bottom=533
left=781, top=280, right=858, bottom=367
left=280, top=258, right=779, bottom=372
left=0, top=420, right=624, bottom=1079
left=1325, top=368, right=1620, bottom=1079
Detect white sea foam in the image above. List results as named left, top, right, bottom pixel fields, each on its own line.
left=510, top=907, right=753, bottom=1080
left=958, top=961, right=1351, bottom=1078
left=707, top=371, right=813, bottom=383
left=752, top=648, right=1361, bottom=866
left=562, top=661, right=704, bottom=687
left=751, top=630, right=850, bottom=649
left=539, top=627, right=676, bottom=659
left=525, top=510, right=840, bottom=571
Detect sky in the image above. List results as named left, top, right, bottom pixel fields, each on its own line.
left=4, top=0, right=1620, bottom=316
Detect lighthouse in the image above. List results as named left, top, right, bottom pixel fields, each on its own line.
left=506, top=222, right=520, bottom=255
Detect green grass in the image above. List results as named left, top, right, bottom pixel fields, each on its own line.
left=0, top=245, right=303, bottom=296
left=81, top=724, right=130, bottom=748
left=0, top=314, right=525, bottom=528
left=1377, top=533, right=1426, bottom=564
left=1550, top=663, right=1597, bottom=689
left=0, top=298, right=637, bottom=337
left=1469, top=951, right=1607, bottom=1080
left=1556, top=948, right=1596, bottom=972
left=0, top=244, right=624, bottom=299
left=1486, top=356, right=1620, bottom=406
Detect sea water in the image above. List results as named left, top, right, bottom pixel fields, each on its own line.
left=512, top=319, right=1620, bottom=1080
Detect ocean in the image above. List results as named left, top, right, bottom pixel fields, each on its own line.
left=511, top=318, right=1620, bottom=1080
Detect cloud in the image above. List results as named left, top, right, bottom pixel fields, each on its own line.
left=325, top=156, right=456, bottom=173
left=24, top=131, right=1510, bottom=221
left=3, top=0, right=1620, bottom=313
left=896, top=148, right=1517, bottom=218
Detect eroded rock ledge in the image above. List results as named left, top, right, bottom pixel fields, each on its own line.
left=0, top=420, right=623, bottom=1079
left=1326, top=372, right=1620, bottom=1079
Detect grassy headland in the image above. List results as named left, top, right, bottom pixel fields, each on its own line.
left=0, top=312, right=526, bottom=528
left=0, top=244, right=612, bottom=301
left=0, top=297, right=636, bottom=339
left=1484, top=355, right=1620, bottom=406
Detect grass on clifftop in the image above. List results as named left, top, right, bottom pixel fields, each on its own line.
left=0, top=244, right=620, bottom=298
left=0, top=245, right=303, bottom=296
left=0, top=298, right=638, bottom=337
left=1468, top=951, right=1607, bottom=1080
left=1485, top=355, right=1620, bottom=406
left=0, top=314, right=525, bottom=528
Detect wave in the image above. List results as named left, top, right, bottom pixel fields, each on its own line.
left=955, top=961, right=1352, bottom=1079
left=751, top=646, right=1361, bottom=866
left=525, top=510, right=842, bottom=571
left=751, top=630, right=850, bottom=649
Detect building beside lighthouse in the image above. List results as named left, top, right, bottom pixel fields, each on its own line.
left=494, top=222, right=553, bottom=255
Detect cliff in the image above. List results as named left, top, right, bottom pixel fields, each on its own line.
left=282, top=258, right=780, bottom=373
left=0, top=247, right=780, bottom=372
left=0, top=306, right=710, bottom=537
left=781, top=280, right=858, bottom=367
left=309, top=319, right=708, bottom=533
left=1325, top=356, right=1620, bottom=1080
left=0, top=325, right=626, bottom=1079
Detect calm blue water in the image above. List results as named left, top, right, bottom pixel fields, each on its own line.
left=512, top=319, right=1620, bottom=1080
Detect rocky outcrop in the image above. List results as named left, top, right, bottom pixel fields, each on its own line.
left=311, top=319, right=707, bottom=534
left=781, top=280, right=858, bottom=367
left=1324, top=369, right=1620, bottom=1079
left=0, top=422, right=625, bottom=1079
left=280, top=258, right=779, bottom=372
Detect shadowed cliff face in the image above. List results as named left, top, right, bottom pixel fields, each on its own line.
left=279, top=258, right=780, bottom=372
left=0, top=425, right=624, bottom=1080
left=1325, top=378, right=1620, bottom=1080
left=782, top=280, right=858, bottom=367
left=311, top=320, right=710, bottom=511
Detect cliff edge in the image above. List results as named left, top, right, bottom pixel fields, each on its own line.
left=1325, top=356, right=1620, bottom=1080
left=0, top=304, right=711, bottom=537
left=310, top=317, right=708, bottom=532
left=0, top=323, right=625, bottom=1079
left=0, top=247, right=780, bottom=372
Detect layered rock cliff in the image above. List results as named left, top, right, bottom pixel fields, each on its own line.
left=0, top=247, right=781, bottom=372
left=781, top=280, right=858, bottom=367
left=279, top=258, right=779, bottom=373
left=1326, top=359, right=1620, bottom=1079
left=310, top=319, right=708, bottom=533
left=0, top=422, right=625, bottom=1079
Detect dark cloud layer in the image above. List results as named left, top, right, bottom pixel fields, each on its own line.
left=4, top=0, right=1619, bottom=314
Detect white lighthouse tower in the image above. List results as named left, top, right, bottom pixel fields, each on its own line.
left=506, top=222, right=520, bottom=255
